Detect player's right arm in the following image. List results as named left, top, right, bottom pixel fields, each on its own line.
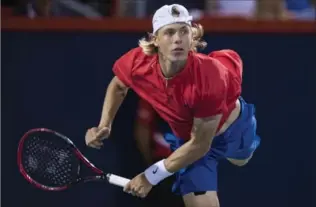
left=86, top=76, right=128, bottom=148
left=98, top=76, right=129, bottom=128
left=85, top=48, right=140, bottom=148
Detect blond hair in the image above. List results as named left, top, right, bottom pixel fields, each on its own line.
left=138, top=23, right=207, bottom=56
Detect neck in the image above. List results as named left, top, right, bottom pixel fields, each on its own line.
left=158, top=53, right=187, bottom=79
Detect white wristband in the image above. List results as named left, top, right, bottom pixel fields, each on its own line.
left=144, top=159, right=173, bottom=185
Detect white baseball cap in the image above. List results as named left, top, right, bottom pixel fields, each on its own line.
left=152, top=4, right=193, bottom=34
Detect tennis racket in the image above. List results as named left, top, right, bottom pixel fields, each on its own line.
left=17, top=128, right=131, bottom=191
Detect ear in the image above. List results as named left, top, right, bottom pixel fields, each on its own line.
left=152, top=35, right=159, bottom=47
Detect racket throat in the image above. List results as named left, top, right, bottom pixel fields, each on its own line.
left=81, top=174, right=107, bottom=183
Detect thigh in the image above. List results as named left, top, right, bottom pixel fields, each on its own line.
left=175, top=156, right=219, bottom=196
left=183, top=191, right=219, bottom=207
left=163, top=133, right=224, bottom=197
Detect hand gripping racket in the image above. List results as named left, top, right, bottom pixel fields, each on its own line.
left=17, top=128, right=130, bottom=191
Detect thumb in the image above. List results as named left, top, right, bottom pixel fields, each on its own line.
left=123, top=181, right=131, bottom=193
left=96, top=127, right=110, bottom=140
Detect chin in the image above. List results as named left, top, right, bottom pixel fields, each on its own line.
left=169, top=54, right=188, bottom=62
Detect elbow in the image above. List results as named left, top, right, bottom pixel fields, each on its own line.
left=192, top=140, right=212, bottom=157
left=110, top=80, right=128, bottom=98
left=113, top=76, right=129, bottom=91
left=200, top=142, right=212, bottom=155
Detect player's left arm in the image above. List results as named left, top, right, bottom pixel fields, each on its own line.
left=163, top=114, right=222, bottom=172
left=144, top=107, right=224, bottom=186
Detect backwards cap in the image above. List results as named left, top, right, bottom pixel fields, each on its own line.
left=152, top=4, right=193, bottom=34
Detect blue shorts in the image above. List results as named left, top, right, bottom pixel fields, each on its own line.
left=164, top=97, right=261, bottom=195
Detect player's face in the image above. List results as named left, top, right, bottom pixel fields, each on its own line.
left=155, top=23, right=192, bottom=62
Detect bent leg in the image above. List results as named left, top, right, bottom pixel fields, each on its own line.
left=225, top=109, right=261, bottom=167
left=226, top=132, right=261, bottom=167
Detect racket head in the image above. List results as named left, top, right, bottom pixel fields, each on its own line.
left=17, top=128, right=103, bottom=191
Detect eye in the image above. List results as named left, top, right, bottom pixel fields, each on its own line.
left=180, top=28, right=189, bottom=35
left=165, top=30, right=174, bottom=36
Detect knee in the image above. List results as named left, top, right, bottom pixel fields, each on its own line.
left=183, top=191, right=220, bottom=207
left=228, top=159, right=249, bottom=167
left=206, top=196, right=220, bottom=207
left=227, top=153, right=253, bottom=167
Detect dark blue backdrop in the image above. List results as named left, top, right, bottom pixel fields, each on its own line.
left=2, top=31, right=315, bottom=207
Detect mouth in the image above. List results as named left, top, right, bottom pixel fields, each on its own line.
left=172, top=48, right=184, bottom=52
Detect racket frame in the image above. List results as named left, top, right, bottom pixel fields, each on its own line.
left=17, top=128, right=129, bottom=191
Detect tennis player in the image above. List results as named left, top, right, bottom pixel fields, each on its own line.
left=85, top=4, right=261, bottom=207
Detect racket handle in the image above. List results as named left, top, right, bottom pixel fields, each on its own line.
left=106, top=174, right=130, bottom=187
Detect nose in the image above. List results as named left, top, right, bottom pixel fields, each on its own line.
left=173, top=32, right=182, bottom=44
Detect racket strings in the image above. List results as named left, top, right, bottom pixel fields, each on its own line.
left=22, top=134, right=79, bottom=187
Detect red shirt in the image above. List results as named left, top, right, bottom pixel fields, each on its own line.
left=113, top=47, right=242, bottom=141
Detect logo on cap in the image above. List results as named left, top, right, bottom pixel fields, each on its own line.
left=171, top=6, right=180, bottom=17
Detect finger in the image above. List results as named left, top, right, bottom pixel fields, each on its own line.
left=86, top=129, right=97, bottom=145
left=126, top=185, right=138, bottom=197
left=92, top=140, right=103, bottom=147
left=133, top=188, right=143, bottom=198
left=96, top=127, right=110, bottom=140
left=140, top=191, right=148, bottom=198
left=96, top=130, right=108, bottom=140
left=85, top=129, right=93, bottom=145
left=136, top=188, right=145, bottom=198
left=123, top=182, right=131, bottom=192
left=136, top=192, right=144, bottom=198
left=89, top=141, right=102, bottom=149
left=88, top=143, right=100, bottom=149
left=132, top=186, right=140, bottom=193
left=90, top=127, right=100, bottom=139
left=89, top=128, right=97, bottom=137
left=130, top=191, right=136, bottom=196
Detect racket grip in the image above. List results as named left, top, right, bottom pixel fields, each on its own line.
left=107, top=174, right=130, bottom=187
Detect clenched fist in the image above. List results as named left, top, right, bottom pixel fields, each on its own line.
left=85, top=126, right=111, bottom=149
left=124, top=173, right=152, bottom=198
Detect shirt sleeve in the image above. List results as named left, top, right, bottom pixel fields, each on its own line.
left=112, top=47, right=141, bottom=87
left=208, top=49, right=243, bottom=83
left=193, top=59, right=228, bottom=118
